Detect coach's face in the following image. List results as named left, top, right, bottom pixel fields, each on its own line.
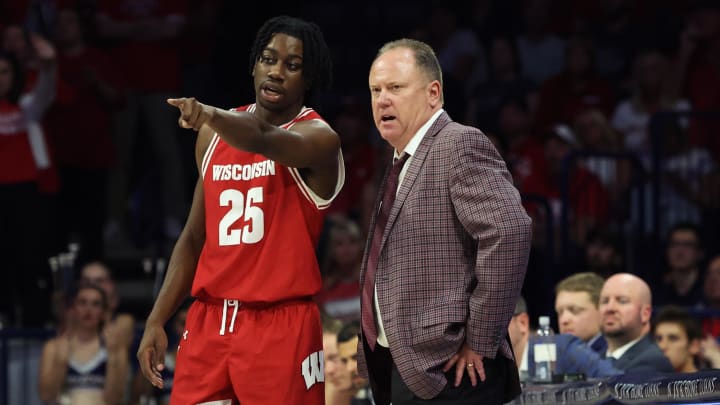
left=252, top=33, right=306, bottom=113
left=369, top=47, right=440, bottom=153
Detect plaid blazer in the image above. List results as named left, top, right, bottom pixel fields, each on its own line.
left=358, top=112, right=532, bottom=399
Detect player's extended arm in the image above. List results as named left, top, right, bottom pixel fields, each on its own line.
left=168, top=97, right=341, bottom=199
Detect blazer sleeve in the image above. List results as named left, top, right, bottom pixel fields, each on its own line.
left=448, top=125, right=532, bottom=358
left=556, top=334, right=624, bottom=378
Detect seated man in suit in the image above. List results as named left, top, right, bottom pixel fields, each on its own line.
left=599, top=273, right=674, bottom=373
left=555, top=272, right=607, bottom=354
left=508, top=296, right=621, bottom=382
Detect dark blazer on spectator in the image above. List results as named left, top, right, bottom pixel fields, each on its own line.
left=614, top=335, right=674, bottom=374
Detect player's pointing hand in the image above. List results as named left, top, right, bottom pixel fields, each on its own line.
left=167, top=97, right=215, bottom=131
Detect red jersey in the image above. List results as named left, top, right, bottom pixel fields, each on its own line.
left=193, top=104, right=344, bottom=302
left=0, top=100, right=37, bottom=184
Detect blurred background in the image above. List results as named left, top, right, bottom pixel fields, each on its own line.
left=2, top=0, right=720, bottom=403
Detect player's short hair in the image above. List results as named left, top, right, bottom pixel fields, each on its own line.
left=555, top=272, right=605, bottom=308
left=249, top=15, right=332, bottom=103
left=653, top=305, right=703, bottom=342
left=375, top=38, right=444, bottom=104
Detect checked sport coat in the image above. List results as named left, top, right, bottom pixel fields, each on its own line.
left=358, top=111, right=532, bottom=400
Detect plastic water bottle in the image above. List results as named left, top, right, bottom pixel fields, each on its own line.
left=532, top=316, right=557, bottom=383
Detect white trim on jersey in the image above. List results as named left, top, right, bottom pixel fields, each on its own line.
left=197, top=400, right=232, bottom=405
left=249, top=104, right=313, bottom=128
left=287, top=146, right=345, bottom=210
left=201, top=133, right=221, bottom=179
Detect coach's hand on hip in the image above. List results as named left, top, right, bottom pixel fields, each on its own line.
left=442, top=342, right=486, bottom=387
left=168, top=97, right=216, bottom=131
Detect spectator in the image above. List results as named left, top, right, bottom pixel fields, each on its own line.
left=699, top=332, right=720, bottom=369
left=653, top=305, right=702, bottom=373
left=322, top=314, right=355, bottom=405
left=2, top=23, right=61, bottom=198
left=316, top=218, right=363, bottom=322
left=700, top=254, right=720, bottom=336
left=671, top=1, right=720, bottom=161
left=97, top=0, right=190, bottom=248
left=337, top=320, right=372, bottom=404
left=534, top=35, right=615, bottom=133
left=508, top=296, right=621, bottom=382
left=521, top=124, right=610, bottom=246
left=325, top=95, right=377, bottom=223
left=507, top=296, right=532, bottom=381
left=80, top=261, right=136, bottom=349
left=612, top=49, right=691, bottom=170
left=0, top=33, right=56, bottom=327
left=555, top=272, right=607, bottom=354
left=656, top=222, right=706, bottom=308
left=657, top=117, right=717, bottom=234
left=573, top=108, right=633, bottom=214
left=497, top=93, right=545, bottom=192
left=465, top=34, right=536, bottom=132
left=599, top=273, right=674, bottom=373
left=46, top=6, right=123, bottom=262
left=515, top=0, right=566, bottom=85
left=38, top=282, right=129, bottom=404
left=409, top=5, right=484, bottom=120
left=583, top=226, right=626, bottom=278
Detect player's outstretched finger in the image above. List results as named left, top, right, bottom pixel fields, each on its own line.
left=167, top=98, right=184, bottom=108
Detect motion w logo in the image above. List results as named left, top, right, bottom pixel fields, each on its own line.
left=301, top=350, right=324, bottom=390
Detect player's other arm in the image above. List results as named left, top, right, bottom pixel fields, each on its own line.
left=168, top=97, right=341, bottom=199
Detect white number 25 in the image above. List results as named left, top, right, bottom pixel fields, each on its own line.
left=218, top=187, right=264, bottom=245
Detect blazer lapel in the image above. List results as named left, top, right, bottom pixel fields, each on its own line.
left=359, top=112, right=452, bottom=285
left=377, top=112, right=452, bottom=255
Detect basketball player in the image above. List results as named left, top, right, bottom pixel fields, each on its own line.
left=136, top=15, right=344, bottom=405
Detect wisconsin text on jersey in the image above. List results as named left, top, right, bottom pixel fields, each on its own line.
left=212, top=160, right=276, bottom=182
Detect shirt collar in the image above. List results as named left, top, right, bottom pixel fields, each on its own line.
left=587, top=333, right=603, bottom=346
left=607, top=335, right=644, bottom=359
left=393, top=108, right=444, bottom=159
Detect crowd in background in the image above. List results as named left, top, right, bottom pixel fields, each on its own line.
left=3, top=0, right=720, bottom=403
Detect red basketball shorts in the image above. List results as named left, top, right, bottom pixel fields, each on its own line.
left=170, top=297, right=325, bottom=405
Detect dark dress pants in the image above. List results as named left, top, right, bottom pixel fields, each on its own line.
left=362, top=338, right=511, bottom=405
